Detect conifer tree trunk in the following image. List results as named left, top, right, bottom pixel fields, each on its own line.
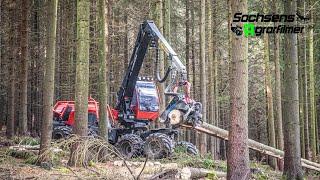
left=282, top=0, right=303, bottom=178
left=156, top=0, right=165, bottom=124
left=207, top=0, right=215, bottom=156
left=272, top=0, right=284, bottom=159
left=227, top=0, right=250, bottom=179
left=297, top=0, right=305, bottom=160
left=199, top=0, right=206, bottom=154
left=303, top=2, right=310, bottom=159
left=74, top=0, right=90, bottom=137
left=297, top=27, right=305, bottom=160
left=164, top=0, right=171, bottom=43
left=69, top=0, right=90, bottom=167
left=0, top=0, right=3, bottom=131
left=308, top=1, right=317, bottom=161
left=190, top=0, right=196, bottom=145
left=6, top=1, right=17, bottom=139
left=184, top=0, right=190, bottom=142
left=39, top=0, right=58, bottom=163
left=213, top=0, right=220, bottom=159
left=19, top=0, right=29, bottom=135
left=97, top=0, right=108, bottom=139
left=264, top=34, right=277, bottom=169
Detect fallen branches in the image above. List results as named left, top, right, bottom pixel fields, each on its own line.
left=181, top=123, right=320, bottom=172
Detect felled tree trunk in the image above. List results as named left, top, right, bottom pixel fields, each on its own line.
left=181, top=123, right=320, bottom=172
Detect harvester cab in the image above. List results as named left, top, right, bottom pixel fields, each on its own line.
left=132, top=78, right=160, bottom=120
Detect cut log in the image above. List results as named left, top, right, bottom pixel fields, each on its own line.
left=9, top=145, right=40, bottom=151
left=181, top=123, right=320, bottom=172
left=180, top=167, right=226, bottom=179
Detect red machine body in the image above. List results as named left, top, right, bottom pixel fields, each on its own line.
left=53, top=80, right=160, bottom=126
left=53, top=98, right=100, bottom=126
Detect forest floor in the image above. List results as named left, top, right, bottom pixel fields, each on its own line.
left=0, top=131, right=288, bottom=180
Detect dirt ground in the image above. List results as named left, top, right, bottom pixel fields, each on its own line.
left=0, top=159, right=174, bottom=179
left=0, top=131, right=297, bottom=180
left=0, top=148, right=182, bottom=180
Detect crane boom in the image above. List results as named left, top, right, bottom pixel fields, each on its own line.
left=116, top=20, right=188, bottom=123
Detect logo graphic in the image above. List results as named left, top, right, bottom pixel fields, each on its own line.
left=243, top=23, right=255, bottom=37
left=231, top=13, right=307, bottom=37
left=231, top=24, right=243, bottom=36
left=296, top=13, right=310, bottom=21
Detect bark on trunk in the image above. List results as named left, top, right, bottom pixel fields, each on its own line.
left=308, top=3, right=317, bottom=161
left=263, top=34, right=277, bottom=169
left=184, top=0, right=190, bottom=142
left=39, top=0, right=58, bottom=163
left=297, top=0, right=306, bottom=160
left=97, top=0, right=108, bottom=140
left=272, top=0, right=284, bottom=170
left=19, top=0, right=29, bottom=135
left=199, top=0, right=207, bottom=154
left=303, top=6, right=311, bottom=160
left=69, top=0, right=90, bottom=167
left=207, top=0, right=216, bottom=157
left=156, top=0, right=165, bottom=128
left=283, top=0, right=304, bottom=178
left=6, top=1, right=17, bottom=139
left=228, top=0, right=250, bottom=179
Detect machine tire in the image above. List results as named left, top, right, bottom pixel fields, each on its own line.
left=52, top=126, right=72, bottom=139
left=144, top=133, right=174, bottom=159
left=175, top=141, right=198, bottom=155
left=88, top=128, right=98, bottom=137
left=115, top=134, right=143, bottom=159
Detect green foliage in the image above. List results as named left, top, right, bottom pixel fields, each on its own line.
left=202, top=156, right=215, bottom=169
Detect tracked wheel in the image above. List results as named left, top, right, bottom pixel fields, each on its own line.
left=116, top=134, right=143, bottom=159
left=52, top=126, right=72, bottom=139
left=175, top=141, right=199, bottom=155
left=144, top=133, right=174, bottom=159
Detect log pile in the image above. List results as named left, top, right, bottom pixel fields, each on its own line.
left=181, top=123, right=320, bottom=172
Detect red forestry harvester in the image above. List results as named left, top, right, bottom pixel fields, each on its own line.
left=52, top=21, right=202, bottom=159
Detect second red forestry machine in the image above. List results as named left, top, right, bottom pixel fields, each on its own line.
left=52, top=21, right=203, bottom=159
